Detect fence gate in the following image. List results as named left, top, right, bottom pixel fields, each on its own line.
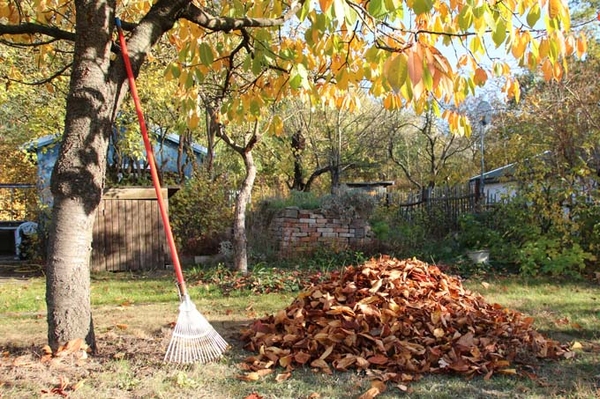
left=91, top=187, right=172, bottom=272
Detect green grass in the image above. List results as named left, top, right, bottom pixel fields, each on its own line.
left=0, top=270, right=599, bottom=399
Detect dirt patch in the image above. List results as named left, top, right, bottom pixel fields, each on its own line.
left=0, top=313, right=249, bottom=398
left=0, top=258, right=44, bottom=283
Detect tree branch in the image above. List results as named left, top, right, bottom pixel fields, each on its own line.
left=180, top=1, right=302, bottom=32
left=0, top=22, right=76, bottom=41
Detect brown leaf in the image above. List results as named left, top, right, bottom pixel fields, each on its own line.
left=236, top=372, right=261, bottom=381
left=275, top=372, right=291, bottom=383
left=358, top=381, right=386, bottom=399
left=294, top=351, right=311, bottom=365
left=367, top=354, right=388, bottom=365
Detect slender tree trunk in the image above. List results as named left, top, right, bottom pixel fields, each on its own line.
left=232, top=150, right=256, bottom=274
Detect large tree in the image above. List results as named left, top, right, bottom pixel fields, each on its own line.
left=0, top=0, right=585, bottom=351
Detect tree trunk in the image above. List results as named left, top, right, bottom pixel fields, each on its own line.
left=232, top=150, right=256, bottom=275
left=291, top=130, right=306, bottom=191
left=45, top=0, right=118, bottom=351
left=45, top=0, right=178, bottom=351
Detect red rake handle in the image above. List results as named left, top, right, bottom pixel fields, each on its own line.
left=115, top=18, right=187, bottom=296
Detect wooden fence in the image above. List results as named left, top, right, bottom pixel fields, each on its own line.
left=382, top=184, right=497, bottom=236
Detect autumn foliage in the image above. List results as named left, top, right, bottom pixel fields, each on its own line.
left=242, top=256, right=570, bottom=382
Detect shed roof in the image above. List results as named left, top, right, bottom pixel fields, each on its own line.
left=24, top=133, right=208, bottom=155
left=469, top=163, right=516, bottom=184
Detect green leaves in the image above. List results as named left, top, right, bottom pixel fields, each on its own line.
left=289, top=63, right=309, bottom=90
left=526, top=3, right=541, bottom=27
left=383, top=53, right=408, bottom=92
left=198, top=42, right=214, bottom=65
left=412, top=0, right=433, bottom=15
left=457, top=5, right=473, bottom=31
left=492, top=18, right=507, bottom=47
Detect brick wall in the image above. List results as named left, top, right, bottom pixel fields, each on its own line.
left=269, top=207, right=372, bottom=257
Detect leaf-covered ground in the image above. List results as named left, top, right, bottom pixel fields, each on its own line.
left=241, top=256, right=572, bottom=387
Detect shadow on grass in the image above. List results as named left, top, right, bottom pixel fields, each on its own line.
left=1, top=318, right=599, bottom=399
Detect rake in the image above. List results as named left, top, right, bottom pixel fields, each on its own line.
left=115, top=18, right=228, bottom=364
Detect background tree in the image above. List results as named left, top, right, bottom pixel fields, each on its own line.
left=0, top=0, right=584, bottom=351
left=277, top=95, right=390, bottom=193
left=388, top=107, right=475, bottom=191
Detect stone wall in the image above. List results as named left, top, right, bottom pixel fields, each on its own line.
left=269, top=207, right=372, bottom=257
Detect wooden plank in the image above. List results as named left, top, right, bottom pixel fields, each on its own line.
left=124, top=199, right=134, bottom=271
left=103, top=187, right=168, bottom=200
left=151, top=199, right=161, bottom=268
left=103, top=199, right=113, bottom=272
left=139, top=199, right=149, bottom=270
left=110, top=199, right=120, bottom=272
left=130, top=199, right=139, bottom=271
left=117, top=199, right=127, bottom=271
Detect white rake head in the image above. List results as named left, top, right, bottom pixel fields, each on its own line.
left=164, top=294, right=229, bottom=364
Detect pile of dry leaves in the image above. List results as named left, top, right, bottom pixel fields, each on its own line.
left=241, top=256, right=571, bottom=383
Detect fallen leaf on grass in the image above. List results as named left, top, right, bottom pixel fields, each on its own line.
left=358, top=380, right=387, bottom=399
left=275, top=372, right=291, bottom=382
left=572, top=341, right=583, bottom=350
left=71, top=379, right=86, bottom=391
left=236, top=372, right=260, bottom=382
left=236, top=369, right=273, bottom=382
left=243, top=393, right=263, bottom=399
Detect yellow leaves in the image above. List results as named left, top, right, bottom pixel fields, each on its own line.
left=511, top=31, right=531, bottom=60
left=319, top=0, right=334, bottom=14
left=548, top=0, right=565, bottom=19
left=268, top=115, right=284, bottom=136
left=443, top=109, right=471, bottom=136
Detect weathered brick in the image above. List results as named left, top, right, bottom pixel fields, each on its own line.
left=317, top=227, right=334, bottom=233
left=321, top=232, right=337, bottom=238
left=283, top=208, right=299, bottom=218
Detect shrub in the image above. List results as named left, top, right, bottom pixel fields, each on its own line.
left=320, top=187, right=376, bottom=220
left=169, top=171, right=234, bottom=255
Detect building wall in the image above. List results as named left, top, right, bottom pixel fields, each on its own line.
left=269, top=207, right=372, bottom=257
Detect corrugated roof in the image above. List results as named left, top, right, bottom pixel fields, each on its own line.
left=23, top=132, right=207, bottom=155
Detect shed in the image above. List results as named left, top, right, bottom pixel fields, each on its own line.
left=24, top=132, right=206, bottom=271
left=469, top=163, right=517, bottom=201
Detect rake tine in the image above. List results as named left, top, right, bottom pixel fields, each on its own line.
left=164, top=295, right=228, bottom=364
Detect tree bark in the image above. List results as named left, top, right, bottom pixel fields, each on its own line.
left=46, top=0, right=119, bottom=351
left=232, top=149, right=256, bottom=275
left=45, top=0, right=182, bottom=350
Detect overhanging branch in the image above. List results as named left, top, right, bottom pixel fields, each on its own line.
left=0, top=22, right=75, bottom=42
left=180, top=1, right=301, bottom=31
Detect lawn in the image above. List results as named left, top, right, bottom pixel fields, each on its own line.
left=0, top=261, right=599, bottom=399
